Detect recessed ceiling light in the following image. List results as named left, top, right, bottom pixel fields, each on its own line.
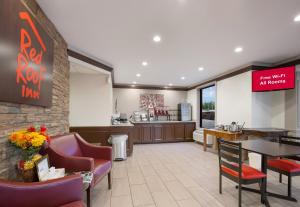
left=234, top=47, right=243, bottom=53
left=294, top=14, right=300, bottom=22
left=153, top=35, right=161, bottom=42
left=136, top=73, right=141, bottom=77
left=142, top=61, right=148, bottom=66
left=132, top=81, right=137, bottom=84
left=198, top=67, right=204, bottom=71
left=181, top=76, right=186, bottom=80
left=168, top=83, right=173, bottom=86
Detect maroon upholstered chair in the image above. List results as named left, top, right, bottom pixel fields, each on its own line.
left=0, top=174, right=85, bottom=207
left=48, top=133, right=112, bottom=189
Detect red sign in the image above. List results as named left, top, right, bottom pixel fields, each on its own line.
left=0, top=0, right=53, bottom=107
left=252, top=66, right=295, bottom=92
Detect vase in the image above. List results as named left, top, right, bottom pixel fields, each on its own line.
left=17, top=165, right=38, bottom=182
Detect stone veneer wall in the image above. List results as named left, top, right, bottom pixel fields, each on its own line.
left=0, top=0, right=70, bottom=179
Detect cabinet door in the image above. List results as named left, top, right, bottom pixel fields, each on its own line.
left=164, top=124, right=175, bottom=141
left=132, top=126, right=141, bottom=144
left=152, top=125, right=164, bottom=142
left=174, top=124, right=185, bottom=140
left=141, top=125, right=152, bottom=143
left=185, top=123, right=195, bottom=140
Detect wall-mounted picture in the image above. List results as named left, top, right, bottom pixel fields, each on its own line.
left=140, top=94, right=164, bottom=109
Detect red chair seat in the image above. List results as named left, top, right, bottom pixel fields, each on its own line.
left=268, top=159, right=300, bottom=173
left=222, top=164, right=266, bottom=180
left=93, top=159, right=112, bottom=184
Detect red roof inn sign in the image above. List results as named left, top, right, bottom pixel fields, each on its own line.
left=0, top=0, right=54, bottom=107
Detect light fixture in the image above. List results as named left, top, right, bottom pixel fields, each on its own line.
left=136, top=73, right=141, bottom=77
left=198, top=67, right=204, bottom=71
left=142, top=61, right=148, bottom=66
left=153, top=35, right=161, bottom=42
left=234, top=47, right=243, bottom=53
left=168, top=83, right=173, bottom=86
left=132, top=81, right=137, bottom=84
left=294, top=14, right=300, bottom=22
left=181, top=76, right=186, bottom=80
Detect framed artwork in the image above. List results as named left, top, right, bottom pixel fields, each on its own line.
left=140, top=94, right=164, bottom=109
left=0, top=0, right=54, bottom=107
left=36, top=155, right=50, bottom=181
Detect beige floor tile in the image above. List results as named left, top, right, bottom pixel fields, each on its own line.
left=111, top=195, right=133, bottom=207
left=131, top=184, right=154, bottom=206
left=145, top=175, right=167, bottom=193
left=113, top=166, right=128, bottom=178
left=112, top=177, right=131, bottom=197
left=152, top=191, right=179, bottom=207
left=128, top=171, right=146, bottom=185
left=165, top=180, right=192, bottom=201
left=91, top=143, right=300, bottom=207
left=177, top=198, right=202, bottom=207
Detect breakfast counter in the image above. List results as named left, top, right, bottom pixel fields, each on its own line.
left=131, top=121, right=196, bottom=144
left=70, top=121, right=196, bottom=156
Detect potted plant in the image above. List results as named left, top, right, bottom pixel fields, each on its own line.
left=9, top=125, right=50, bottom=182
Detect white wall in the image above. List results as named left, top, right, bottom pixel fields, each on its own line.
left=187, top=89, right=199, bottom=126
left=113, top=88, right=187, bottom=117
left=216, top=71, right=253, bottom=127
left=70, top=73, right=113, bottom=126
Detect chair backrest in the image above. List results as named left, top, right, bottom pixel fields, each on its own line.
left=218, top=139, right=242, bottom=179
left=50, top=133, right=83, bottom=156
left=279, top=135, right=300, bottom=161
left=0, top=175, right=83, bottom=207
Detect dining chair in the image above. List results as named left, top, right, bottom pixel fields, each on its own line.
left=218, top=139, right=267, bottom=207
left=267, top=135, right=300, bottom=198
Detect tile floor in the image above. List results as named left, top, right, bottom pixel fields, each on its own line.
left=91, top=142, right=300, bottom=207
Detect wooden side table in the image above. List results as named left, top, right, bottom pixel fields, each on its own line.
left=203, top=128, right=242, bottom=151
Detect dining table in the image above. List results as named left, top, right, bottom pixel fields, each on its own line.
left=239, top=139, right=300, bottom=207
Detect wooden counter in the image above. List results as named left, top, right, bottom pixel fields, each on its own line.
left=70, top=125, right=135, bottom=156
left=132, top=121, right=196, bottom=144
left=70, top=121, right=196, bottom=156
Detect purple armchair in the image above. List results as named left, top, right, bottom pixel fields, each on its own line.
left=0, top=174, right=85, bottom=207
left=48, top=133, right=112, bottom=188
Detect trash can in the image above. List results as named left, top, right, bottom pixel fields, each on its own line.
left=108, top=134, right=128, bottom=161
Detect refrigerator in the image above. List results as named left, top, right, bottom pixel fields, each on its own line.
left=178, top=103, right=192, bottom=121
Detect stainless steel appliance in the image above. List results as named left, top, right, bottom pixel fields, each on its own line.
left=178, top=103, right=192, bottom=121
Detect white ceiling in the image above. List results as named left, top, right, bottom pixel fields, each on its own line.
left=37, top=0, right=300, bottom=87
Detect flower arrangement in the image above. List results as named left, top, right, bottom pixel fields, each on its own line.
left=9, top=125, right=50, bottom=170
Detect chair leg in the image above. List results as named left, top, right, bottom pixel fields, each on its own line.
left=279, top=173, right=282, bottom=183
left=287, top=175, right=292, bottom=197
left=238, top=183, right=242, bottom=207
left=219, top=173, right=222, bottom=194
left=108, top=171, right=112, bottom=189
left=260, top=180, right=265, bottom=204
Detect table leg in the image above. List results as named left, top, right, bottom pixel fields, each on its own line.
left=203, top=131, right=207, bottom=151
left=87, top=187, right=91, bottom=207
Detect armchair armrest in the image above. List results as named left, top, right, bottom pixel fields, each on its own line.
left=75, top=133, right=112, bottom=161
left=0, top=175, right=83, bottom=207
left=48, top=147, right=94, bottom=172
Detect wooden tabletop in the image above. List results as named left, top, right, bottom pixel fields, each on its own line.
left=204, top=128, right=242, bottom=135
left=240, top=139, right=300, bottom=157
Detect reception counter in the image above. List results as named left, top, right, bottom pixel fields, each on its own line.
left=70, top=121, right=196, bottom=156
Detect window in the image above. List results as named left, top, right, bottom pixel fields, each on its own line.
left=200, top=85, right=216, bottom=128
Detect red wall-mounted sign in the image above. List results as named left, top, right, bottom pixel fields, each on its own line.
left=0, top=0, right=54, bottom=107
left=252, top=66, right=296, bottom=92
